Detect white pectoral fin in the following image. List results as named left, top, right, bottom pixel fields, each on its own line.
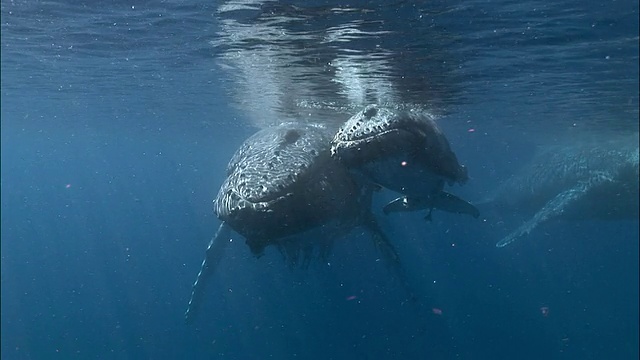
left=495, top=175, right=612, bottom=248
left=185, top=222, right=233, bottom=323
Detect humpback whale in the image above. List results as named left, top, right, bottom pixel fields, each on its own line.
left=330, top=105, right=479, bottom=221
left=487, top=136, right=639, bottom=247
left=185, top=122, right=405, bottom=323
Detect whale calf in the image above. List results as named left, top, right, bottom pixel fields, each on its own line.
left=330, top=104, right=479, bottom=221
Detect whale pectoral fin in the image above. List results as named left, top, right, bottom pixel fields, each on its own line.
left=432, top=191, right=480, bottom=219
left=185, top=222, right=233, bottom=324
left=363, top=214, right=400, bottom=265
left=383, top=196, right=428, bottom=215
left=495, top=175, right=612, bottom=248
left=383, top=193, right=479, bottom=219
left=362, top=213, right=416, bottom=302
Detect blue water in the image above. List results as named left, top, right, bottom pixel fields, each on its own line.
left=1, top=1, right=638, bottom=359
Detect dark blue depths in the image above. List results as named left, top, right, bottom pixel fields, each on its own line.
left=1, top=114, right=637, bottom=360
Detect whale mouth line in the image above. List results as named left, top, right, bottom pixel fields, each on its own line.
left=215, top=187, right=294, bottom=221
left=332, top=126, right=424, bottom=165
left=346, top=128, right=403, bottom=142
left=231, top=186, right=294, bottom=207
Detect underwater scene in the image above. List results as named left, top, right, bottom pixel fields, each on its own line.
left=1, top=0, right=638, bottom=359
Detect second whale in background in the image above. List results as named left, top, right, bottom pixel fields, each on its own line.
left=484, top=135, right=639, bottom=248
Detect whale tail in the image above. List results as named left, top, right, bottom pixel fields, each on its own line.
left=185, top=222, right=232, bottom=324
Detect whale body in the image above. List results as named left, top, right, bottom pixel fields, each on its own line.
left=487, top=136, right=639, bottom=247
left=185, top=122, right=406, bottom=322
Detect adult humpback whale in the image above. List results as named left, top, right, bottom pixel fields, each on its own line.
left=487, top=136, right=639, bottom=248
left=330, top=105, right=479, bottom=221
left=185, top=122, right=404, bottom=322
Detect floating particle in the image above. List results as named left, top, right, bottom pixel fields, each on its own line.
left=540, top=306, right=549, bottom=317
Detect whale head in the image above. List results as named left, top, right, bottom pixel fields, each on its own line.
left=330, top=105, right=468, bottom=197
